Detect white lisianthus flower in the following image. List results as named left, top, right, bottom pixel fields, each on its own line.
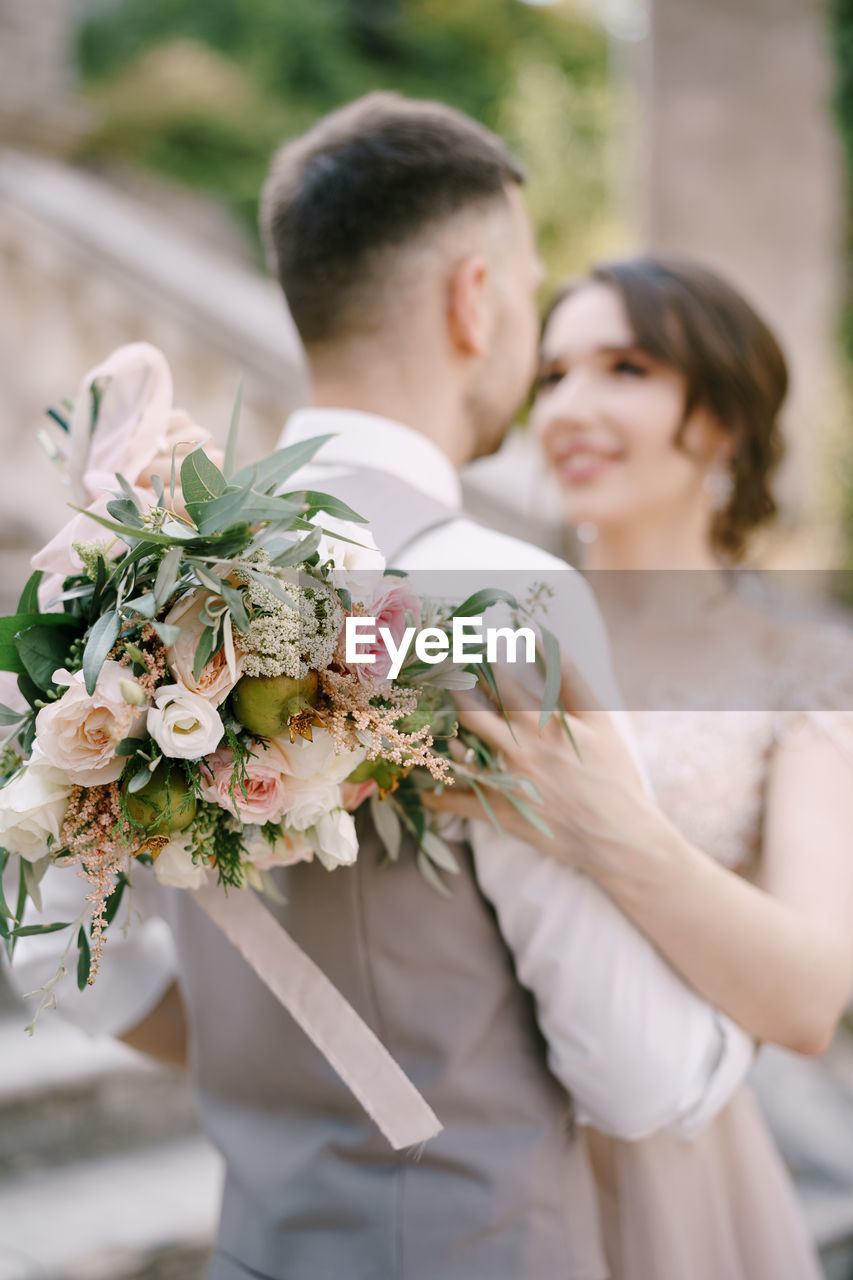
left=282, top=779, right=343, bottom=831
left=308, top=808, right=359, bottom=870
left=147, top=684, right=224, bottom=760
left=276, top=727, right=365, bottom=786
left=153, top=837, right=209, bottom=889
left=242, top=824, right=314, bottom=870
left=0, top=747, right=71, bottom=861
left=314, top=513, right=385, bottom=601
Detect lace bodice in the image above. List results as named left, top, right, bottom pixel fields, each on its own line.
left=628, top=619, right=853, bottom=874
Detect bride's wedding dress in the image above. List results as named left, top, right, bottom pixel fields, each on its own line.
left=586, top=620, right=853, bottom=1280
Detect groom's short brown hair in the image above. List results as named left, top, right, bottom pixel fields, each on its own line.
left=260, top=92, right=524, bottom=345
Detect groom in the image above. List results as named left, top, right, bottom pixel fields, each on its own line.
left=15, top=93, right=751, bottom=1280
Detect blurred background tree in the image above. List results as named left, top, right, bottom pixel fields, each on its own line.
left=74, top=0, right=618, bottom=273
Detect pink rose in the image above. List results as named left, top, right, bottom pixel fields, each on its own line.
left=356, top=579, right=422, bottom=684
left=340, top=778, right=378, bottom=811
left=200, top=740, right=290, bottom=826
left=164, top=590, right=244, bottom=705
left=35, top=662, right=147, bottom=786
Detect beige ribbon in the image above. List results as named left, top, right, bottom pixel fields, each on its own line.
left=193, top=880, right=443, bottom=1151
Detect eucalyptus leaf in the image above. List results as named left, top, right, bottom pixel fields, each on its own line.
left=223, top=379, right=242, bottom=480
left=150, top=473, right=165, bottom=505
left=76, top=925, right=91, bottom=990
left=154, top=546, right=182, bottom=609
left=470, top=780, right=504, bottom=834
left=195, top=490, right=303, bottom=535
left=0, top=613, right=77, bottom=675
left=115, top=736, right=144, bottom=756
left=114, top=473, right=142, bottom=510
left=370, top=793, right=402, bottom=863
left=538, top=622, right=562, bottom=731
left=181, top=448, right=228, bottom=506
left=230, top=434, right=335, bottom=494
left=193, top=626, right=216, bottom=682
left=0, top=703, right=25, bottom=726
left=219, top=582, right=250, bottom=633
left=82, top=609, right=120, bottom=695
left=420, top=829, right=460, bottom=874
left=124, top=593, right=157, bottom=620
left=416, top=849, right=453, bottom=898
left=152, top=621, right=181, bottom=647
left=106, top=498, right=143, bottom=528
left=128, top=764, right=154, bottom=793
left=504, top=790, right=553, bottom=840
left=270, top=525, right=323, bottom=568
left=11, top=920, right=71, bottom=939
left=451, top=588, right=519, bottom=619
left=300, top=491, right=368, bottom=525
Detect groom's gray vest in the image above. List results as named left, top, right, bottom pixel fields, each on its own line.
left=159, top=468, right=606, bottom=1280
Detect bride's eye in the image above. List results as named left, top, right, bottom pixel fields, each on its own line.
left=612, top=358, right=648, bottom=378
left=534, top=369, right=564, bottom=392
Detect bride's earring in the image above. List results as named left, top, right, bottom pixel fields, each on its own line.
left=702, top=461, right=733, bottom=511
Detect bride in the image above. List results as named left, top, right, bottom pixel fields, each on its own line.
left=429, top=256, right=853, bottom=1279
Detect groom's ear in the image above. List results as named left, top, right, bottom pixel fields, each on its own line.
left=446, top=255, right=493, bottom=358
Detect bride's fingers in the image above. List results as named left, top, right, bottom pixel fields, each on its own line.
left=453, top=689, right=521, bottom=760
left=558, top=652, right=602, bottom=718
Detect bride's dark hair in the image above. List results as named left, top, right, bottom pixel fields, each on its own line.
left=544, top=256, right=788, bottom=561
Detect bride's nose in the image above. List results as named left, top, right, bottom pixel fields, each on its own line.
left=534, top=369, right=600, bottom=442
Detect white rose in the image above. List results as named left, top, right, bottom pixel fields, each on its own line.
left=282, top=778, right=342, bottom=831
left=0, top=747, right=71, bottom=862
left=242, top=824, right=314, bottom=870
left=315, top=513, right=385, bottom=600
left=276, top=727, right=365, bottom=787
left=153, top=836, right=209, bottom=889
left=147, top=684, right=224, bottom=760
left=308, top=808, right=359, bottom=870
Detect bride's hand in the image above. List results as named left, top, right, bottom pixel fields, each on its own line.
left=423, top=659, right=663, bottom=876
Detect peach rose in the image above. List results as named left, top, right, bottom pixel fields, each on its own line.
left=356, top=578, right=422, bottom=684
left=200, top=740, right=291, bottom=826
left=35, top=662, right=148, bottom=786
left=340, top=778, right=378, bottom=812
left=242, top=824, right=314, bottom=870
left=164, top=590, right=244, bottom=705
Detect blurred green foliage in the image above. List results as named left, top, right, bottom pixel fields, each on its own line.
left=829, top=0, right=853, bottom=576
left=75, top=0, right=617, bottom=272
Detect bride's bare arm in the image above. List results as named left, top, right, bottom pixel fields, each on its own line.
left=425, top=667, right=853, bottom=1055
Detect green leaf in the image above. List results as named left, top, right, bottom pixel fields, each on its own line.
left=271, top=526, right=323, bottom=567
left=152, top=621, right=181, bottom=647
left=128, top=763, right=154, bottom=793
left=470, top=780, right=504, bottom=834
left=124, top=593, right=157, bottom=619
left=451, top=588, right=520, bottom=619
left=83, top=609, right=120, bottom=694
left=16, top=571, right=43, bottom=616
left=11, top=920, right=71, bottom=939
left=193, top=626, right=216, bottom=681
left=223, top=379, right=242, bottom=480
left=104, top=872, right=130, bottom=928
left=219, top=582, right=250, bottom=633
left=300, top=491, right=368, bottom=525
left=420, top=829, right=460, bottom=874
left=16, top=624, right=77, bottom=690
left=76, top=925, right=91, bottom=990
left=114, top=473, right=142, bottom=510
left=115, top=736, right=144, bottom=756
left=0, top=847, right=13, bottom=927
left=370, top=793, right=402, bottom=862
left=181, top=448, right=228, bottom=507
left=0, top=704, right=24, bottom=726
left=231, top=434, right=335, bottom=494
left=538, top=622, right=562, bottom=732
left=74, top=508, right=179, bottom=548
left=195, top=490, right=303, bottom=536
left=504, top=789, right=553, bottom=840
left=154, top=546, right=182, bottom=610
left=106, top=498, right=143, bottom=528
left=0, top=613, right=77, bottom=675
left=416, top=849, right=453, bottom=898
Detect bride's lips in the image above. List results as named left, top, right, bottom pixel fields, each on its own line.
left=553, top=444, right=623, bottom=484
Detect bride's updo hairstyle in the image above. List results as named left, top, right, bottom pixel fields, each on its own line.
left=546, top=257, right=789, bottom=561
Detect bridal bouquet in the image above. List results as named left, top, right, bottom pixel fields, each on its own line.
left=0, top=346, right=551, bottom=1001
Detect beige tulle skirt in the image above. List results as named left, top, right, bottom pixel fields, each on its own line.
left=585, top=1087, right=822, bottom=1280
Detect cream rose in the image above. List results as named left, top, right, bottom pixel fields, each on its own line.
left=164, top=590, right=244, bottom=705
left=36, top=663, right=148, bottom=786
left=147, top=684, right=224, bottom=760
left=308, top=808, right=359, bottom=870
left=314, top=513, right=385, bottom=600
left=153, top=836, right=209, bottom=889
left=199, top=741, right=291, bottom=825
left=281, top=778, right=343, bottom=832
left=0, top=747, right=71, bottom=861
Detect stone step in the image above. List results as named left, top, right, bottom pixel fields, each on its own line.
left=0, top=1138, right=221, bottom=1280
left=0, top=1017, right=203, bottom=1176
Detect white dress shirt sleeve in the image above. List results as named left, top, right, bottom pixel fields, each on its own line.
left=436, top=552, right=755, bottom=1140
left=4, top=859, right=177, bottom=1039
